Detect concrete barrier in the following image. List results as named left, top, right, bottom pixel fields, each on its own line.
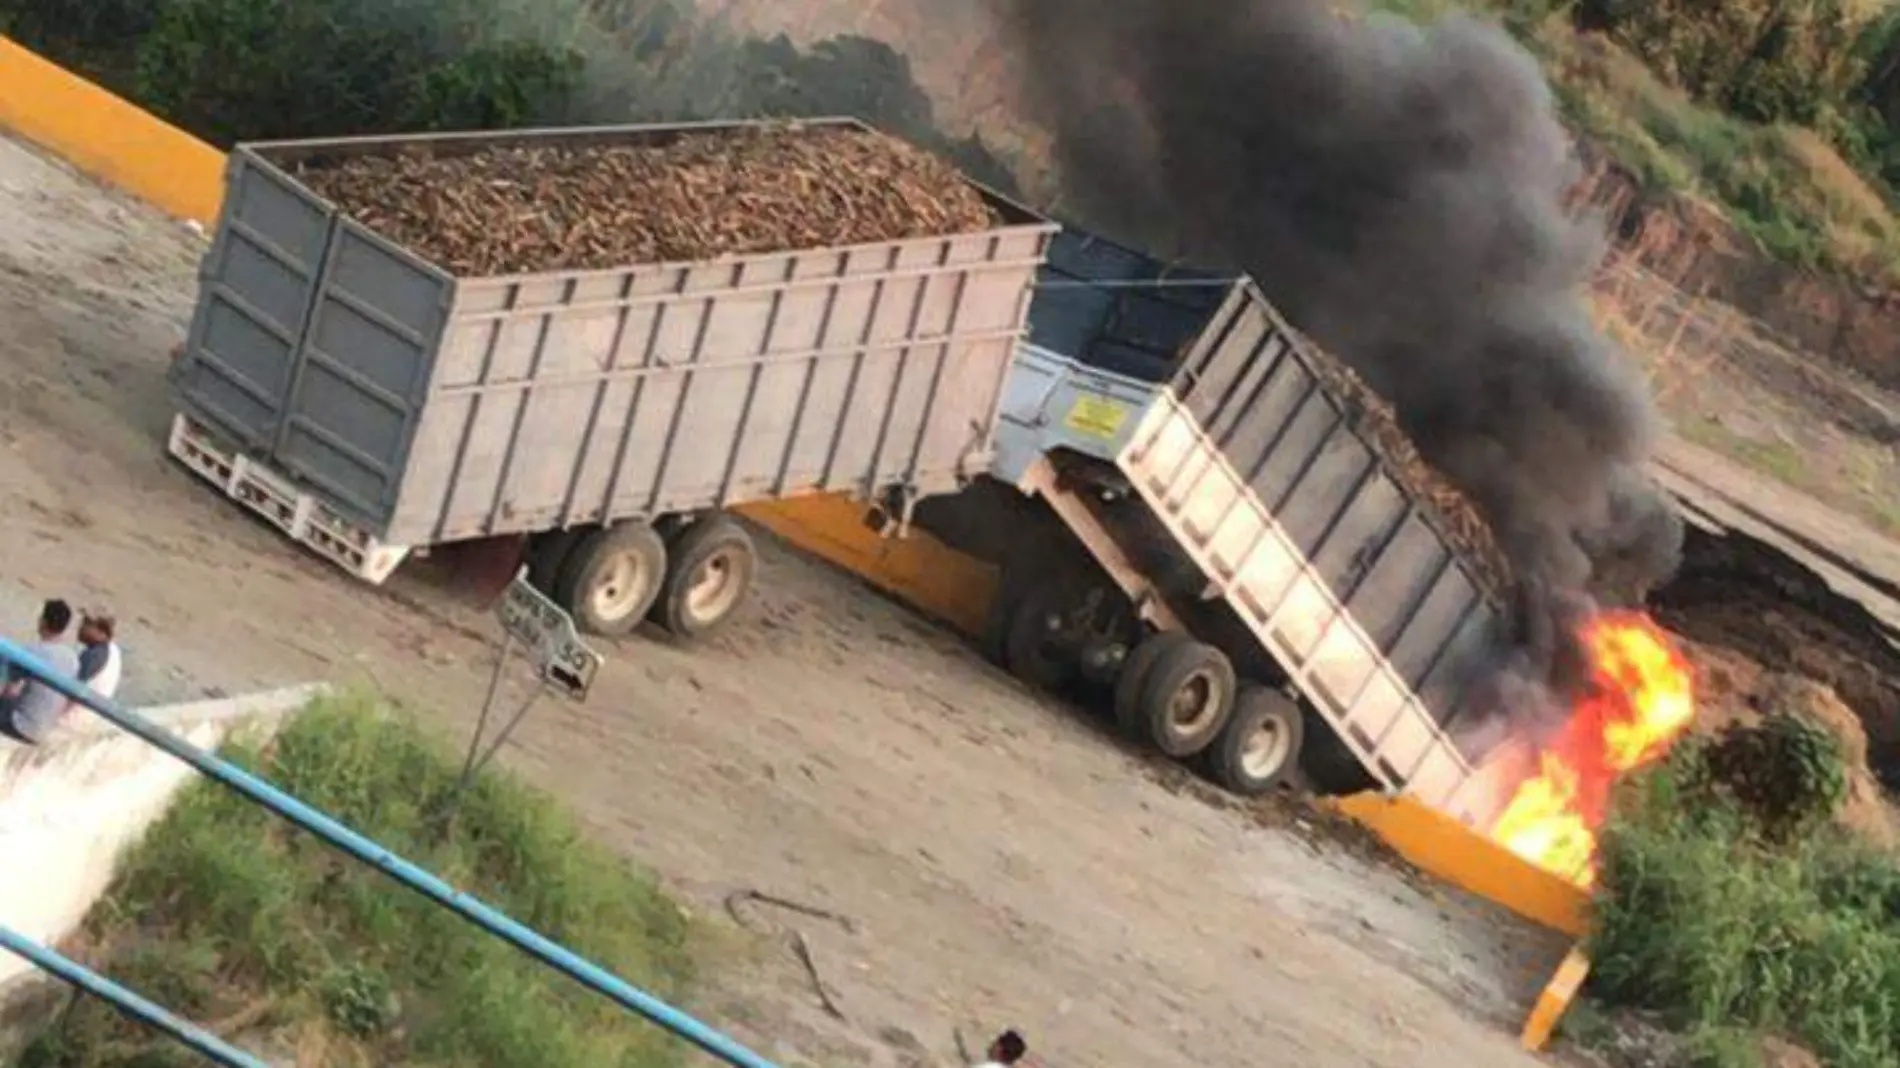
left=1330, top=792, right=1590, bottom=937
left=741, top=494, right=1001, bottom=638
left=0, top=36, right=224, bottom=226
left=0, top=684, right=322, bottom=1055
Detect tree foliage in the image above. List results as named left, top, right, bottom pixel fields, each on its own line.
left=125, top=0, right=583, bottom=145
left=1852, top=5, right=1900, bottom=189
left=1575, top=0, right=1867, bottom=128
left=0, top=0, right=1020, bottom=192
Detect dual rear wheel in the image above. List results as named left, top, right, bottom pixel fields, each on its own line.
left=531, top=513, right=758, bottom=640
left=996, top=577, right=1306, bottom=797
left=1113, top=630, right=1305, bottom=796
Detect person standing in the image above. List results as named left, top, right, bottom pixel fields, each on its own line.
left=76, top=611, right=123, bottom=701
left=1, top=599, right=80, bottom=743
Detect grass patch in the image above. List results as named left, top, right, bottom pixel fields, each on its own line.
left=1588, top=737, right=1900, bottom=1068
left=1674, top=416, right=1900, bottom=539
left=1542, top=25, right=1900, bottom=280
left=13, top=693, right=698, bottom=1068
left=1675, top=419, right=1810, bottom=486
left=1871, top=497, right=1900, bottom=539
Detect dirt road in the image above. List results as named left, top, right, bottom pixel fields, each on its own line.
left=1656, top=438, right=1900, bottom=641
left=0, top=133, right=1566, bottom=1068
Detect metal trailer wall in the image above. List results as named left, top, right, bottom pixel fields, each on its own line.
left=170, top=119, right=1057, bottom=548
left=980, top=227, right=1504, bottom=816
left=1135, top=281, right=1502, bottom=814
left=1025, top=228, right=1229, bottom=384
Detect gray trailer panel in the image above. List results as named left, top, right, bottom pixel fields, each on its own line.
left=993, top=292, right=1502, bottom=822
left=1125, top=282, right=1500, bottom=817
left=172, top=120, right=1056, bottom=547
left=1120, top=390, right=1483, bottom=817
left=174, top=153, right=453, bottom=524
left=1167, top=283, right=1502, bottom=728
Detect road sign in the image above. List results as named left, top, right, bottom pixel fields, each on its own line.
left=495, top=568, right=602, bottom=701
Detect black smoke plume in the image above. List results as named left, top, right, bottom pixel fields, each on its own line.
left=998, top=0, right=1683, bottom=713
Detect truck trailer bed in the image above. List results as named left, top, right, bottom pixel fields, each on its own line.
left=168, top=119, right=1056, bottom=579
left=989, top=233, right=1503, bottom=824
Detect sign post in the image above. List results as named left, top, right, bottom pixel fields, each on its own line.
left=446, top=568, right=605, bottom=813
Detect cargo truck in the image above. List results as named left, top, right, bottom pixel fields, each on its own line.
left=916, top=229, right=1505, bottom=827
left=166, top=120, right=1056, bottom=641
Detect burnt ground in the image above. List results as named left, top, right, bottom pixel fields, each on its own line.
left=1655, top=526, right=1900, bottom=784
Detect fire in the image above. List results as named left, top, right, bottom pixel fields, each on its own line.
left=1489, top=611, right=1695, bottom=887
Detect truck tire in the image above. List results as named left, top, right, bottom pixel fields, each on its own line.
left=1113, top=630, right=1193, bottom=737
left=1134, top=639, right=1236, bottom=759
left=650, top=515, right=757, bottom=640
left=1002, top=579, right=1082, bottom=692
left=526, top=528, right=587, bottom=594
left=1200, top=684, right=1304, bottom=796
left=554, top=523, right=669, bottom=637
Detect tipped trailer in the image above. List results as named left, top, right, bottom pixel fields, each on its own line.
left=920, top=231, right=1505, bottom=826
left=167, top=119, right=1055, bottom=640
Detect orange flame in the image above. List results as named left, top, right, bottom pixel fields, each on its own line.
left=1489, top=611, right=1695, bottom=887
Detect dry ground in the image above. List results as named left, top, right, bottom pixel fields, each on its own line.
left=1599, top=260, right=1900, bottom=541
left=0, top=134, right=1569, bottom=1067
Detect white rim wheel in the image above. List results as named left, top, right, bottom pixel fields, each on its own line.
left=556, top=523, right=669, bottom=636
left=589, top=547, right=655, bottom=624
left=1240, top=715, right=1292, bottom=781
left=653, top=515, right=758, bottom=639
left=684, top=544, right=747, bottom=625
left=1204, top=685, right=1305, bottom=796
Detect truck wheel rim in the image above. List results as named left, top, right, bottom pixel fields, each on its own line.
left=686, top=548, right=745, bottom=623
left=1241, top=718, right=1290, bottom=781
left=1169, top=673, right=1220, bottom=736
left=591, top=552, right=650, bottom=621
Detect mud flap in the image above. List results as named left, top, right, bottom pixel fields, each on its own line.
left=442, top=536, right=529, bottom=606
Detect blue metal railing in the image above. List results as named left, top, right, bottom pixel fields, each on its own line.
left=0, top=637, right=780, bottom=1068
left=0, top=926, right=271, bottom=1067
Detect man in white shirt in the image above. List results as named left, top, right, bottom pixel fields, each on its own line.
left=77, top=611, right=123, bottom=701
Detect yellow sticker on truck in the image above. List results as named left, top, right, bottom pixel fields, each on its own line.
left=1064, top=395, right=1131, bottom=439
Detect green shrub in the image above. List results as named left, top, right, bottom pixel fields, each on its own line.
left=1678, top=1027, right=1769, bottom=1068
left=1525, top=11, right=1900, bottom=278
left=0, top=0, right=156, bottom=79
left=1590, top=745, right=1900, bottom=1067
left=17, top=694, right=696, bottom=1068
left=126, top=0, right=582, bottom=145
left=1682, top=713, right=1850, bottom=839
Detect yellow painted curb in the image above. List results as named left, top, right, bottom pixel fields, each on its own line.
left=0, top=36, right=225, bottom=225
left=739, top=495, right=1000, bottom=638
left=1522, top=943, right=1592, bottom=1051
left=1330, top=792, right=1590, bottom=937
